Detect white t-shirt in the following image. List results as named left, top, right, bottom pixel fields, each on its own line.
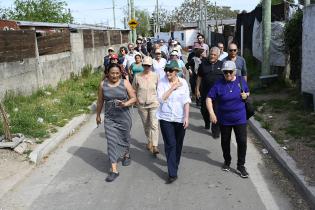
left=219, top=51, right=228, bottom=61
left=153, top=58, right=167, bottom=80
left=156, top=77, right=191, bottom=123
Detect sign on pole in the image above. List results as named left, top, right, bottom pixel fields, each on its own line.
left=128, top=18, right=138, bottom=30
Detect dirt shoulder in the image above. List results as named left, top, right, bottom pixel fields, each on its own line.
left=251, top=90, right=315, bottom=186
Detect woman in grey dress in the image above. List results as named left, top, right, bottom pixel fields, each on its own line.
left=96, top=63, right=137, bottom=182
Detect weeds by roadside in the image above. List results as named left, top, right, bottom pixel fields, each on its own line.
left=0, top=65, right=102, bottom=141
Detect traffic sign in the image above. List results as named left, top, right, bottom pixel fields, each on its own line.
left=128, top=18, right=138, bottom=30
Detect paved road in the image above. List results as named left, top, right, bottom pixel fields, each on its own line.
left=1, top=106, right=293, bottom=210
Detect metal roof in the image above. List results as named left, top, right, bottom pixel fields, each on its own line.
left=182, top=19, right=236, bottom=28
left=14, top=20, right=130, bottom=31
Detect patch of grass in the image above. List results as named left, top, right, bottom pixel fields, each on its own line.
left=0, top=66, right=101, bottom=139
left=285, top=112, right=315, bottom=138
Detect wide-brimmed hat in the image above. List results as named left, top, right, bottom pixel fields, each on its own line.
left=165, top=60, right=180, bottom=71
left=142, top=56, right=153, bottom=66
left=222, top=61, right=236, bottom=71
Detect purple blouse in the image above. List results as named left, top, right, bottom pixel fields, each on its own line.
left=207, top=77, right=249, bottom=125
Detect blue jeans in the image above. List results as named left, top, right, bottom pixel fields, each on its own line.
left=159, top=120, right=186, bottom=177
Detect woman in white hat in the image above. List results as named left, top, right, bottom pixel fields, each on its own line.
left=132, top=56, right=160, bottom=154
left=206, top=60, right=250, bottom=178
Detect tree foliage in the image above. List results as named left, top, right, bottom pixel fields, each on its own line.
left=154, top=0, right=239, bottom=31
left=135, top=8, right=151, bottom=37
left=7, top=0, right=73, bottom=23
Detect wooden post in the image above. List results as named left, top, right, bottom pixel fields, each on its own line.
left=0, top=103, right=12, bottom=141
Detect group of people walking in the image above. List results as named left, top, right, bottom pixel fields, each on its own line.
left=96, top=34, right=251, bottom=183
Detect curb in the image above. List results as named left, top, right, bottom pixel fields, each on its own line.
left=29, top=101, right=97, bottom=165
left=29, top=114, right=89, bottom=164
left=248, top=117, right=315, bottom=207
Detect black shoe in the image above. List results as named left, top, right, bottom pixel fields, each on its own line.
left=212, top=133, right=220, bottom=139
left=165, top=176, right=177, bottom=184
left=105, top=172, right=119, bottom=182
left=237, top=166, right=249, bottom=178
left=122, top=156, right=131, bottom=166
left=221, top=163, right=230, bottom=171
left=205, top=124, right=210, bottom=130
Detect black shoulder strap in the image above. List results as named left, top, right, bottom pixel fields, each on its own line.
left=238, top=76, right=244, bottom=92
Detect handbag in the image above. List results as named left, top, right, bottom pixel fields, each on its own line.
left=238, top=77, right=255, bottom=120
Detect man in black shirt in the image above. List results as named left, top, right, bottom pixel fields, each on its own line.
left=135, top=38, right=148, bottom=57
left=196, top=47, right=223, bottom=138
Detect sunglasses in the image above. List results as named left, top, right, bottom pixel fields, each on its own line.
left=164, top=69, right=176, bottom=73
left=229, top=49, right=237, bottom=52
left=108, top=50, right=114, bottom=52
left=223, top=70, right=234, bottom=74
left=142, top=64, right=151, bottom=67
left=155, top=53, right=161, bottom=55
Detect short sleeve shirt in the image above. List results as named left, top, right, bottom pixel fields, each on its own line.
left=222, top=56, right=247, bottom=76
left=207, top=77, right=249, bottom=125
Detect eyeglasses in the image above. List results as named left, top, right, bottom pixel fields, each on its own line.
left=223, top=70, right=234, bottom=74
left=155, top=53, right=161, bottom=55
left=229, top=49, right=237, bottom=52
left=164, top=69, right=176, bottom=73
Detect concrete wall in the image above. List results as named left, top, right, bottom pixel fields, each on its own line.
left=0, top=30, right=128, bottom=100
left=302, top=5, right=315, bottom=94
left=0, top=58, right=38, bottom=98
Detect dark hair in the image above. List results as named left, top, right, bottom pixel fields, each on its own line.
left=197, top=34, right=204, bottom=39
left=135, top=54, right=142, bottom=59
left=119, top=46, right=128, bottom=54
left=107, top=63, right=122, bottom=72
left=195, top=48, right=204, bottom=57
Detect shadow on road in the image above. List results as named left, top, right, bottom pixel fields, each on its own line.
left=68, top=146, right=109, bottom=173
left=130, top=138, right=222, bottom=178
left=130, top=139, right=168, bottom=180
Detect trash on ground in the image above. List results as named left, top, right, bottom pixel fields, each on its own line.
left=261, top=148, right=269, bottom=154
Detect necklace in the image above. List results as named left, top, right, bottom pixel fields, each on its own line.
left=226, top=81, right=234, bottom=93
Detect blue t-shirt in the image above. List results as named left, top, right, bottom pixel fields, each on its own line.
left=207, top=77, right=249, bottom=125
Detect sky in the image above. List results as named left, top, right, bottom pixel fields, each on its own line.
left=1, top=0, right=261, bottom=28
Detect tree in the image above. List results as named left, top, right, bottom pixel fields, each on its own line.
left=7, top=0, right=73, bottom=23
left=160, top=0, right=239, bottom=26
left=258, top=0, right=294, bottom=6
left=134, top=8, right=150, bottom=37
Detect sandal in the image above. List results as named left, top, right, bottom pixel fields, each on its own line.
left=122, top=155, right=131, bottom=166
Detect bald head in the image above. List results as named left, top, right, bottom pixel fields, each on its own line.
left=228, top=43, right=238, bottom=58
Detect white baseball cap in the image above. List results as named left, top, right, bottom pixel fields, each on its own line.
left=222, top=61, right=236, bottom=71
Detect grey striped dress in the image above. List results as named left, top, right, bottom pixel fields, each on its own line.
left=103, top=79, right=132, bottom=164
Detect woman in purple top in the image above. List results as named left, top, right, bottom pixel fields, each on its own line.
left=206, top=61, right=250, bottom=178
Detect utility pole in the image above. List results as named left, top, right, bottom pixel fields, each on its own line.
left=199, top=0, right=202, bottom=34
left=215, top=1, right=218, bottom=32
left=261, top=0, right=271, bottom=76
left=156, top=0, right=160, bottom=34
left=204, top=0, right=207, bottom=40
left=127, top=0, right=132, bottom=42
left=131, top=0, right=136, bottom=43
left=112, top=0, right=116, bottom=28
